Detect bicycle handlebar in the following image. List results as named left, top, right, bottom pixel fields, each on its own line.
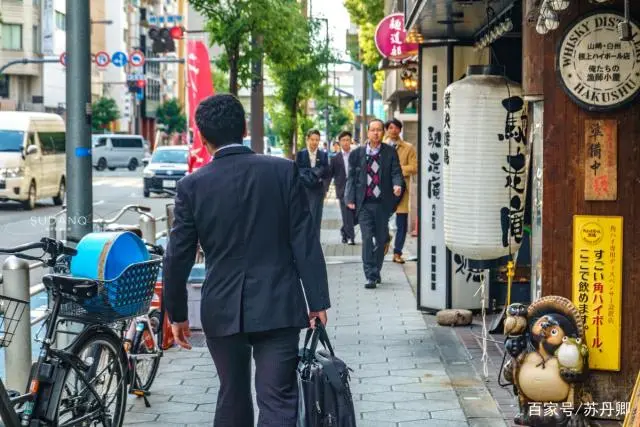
left=94, top=204, right=152, bottom=226
left=0, top=238, right=77, bottom=266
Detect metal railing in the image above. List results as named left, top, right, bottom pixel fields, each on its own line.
left=0, top=206, right=174, bottom=388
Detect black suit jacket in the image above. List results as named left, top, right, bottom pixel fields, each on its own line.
left=328, top=151, right=349, bottom=200
left=344, top=143, right=404, bottom=217
left=295, top=149, right=329, bottom=193
left=163, top=145, right=331, bottom=337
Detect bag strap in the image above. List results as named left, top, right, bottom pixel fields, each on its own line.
left=302, top=319, right=335, bottom=363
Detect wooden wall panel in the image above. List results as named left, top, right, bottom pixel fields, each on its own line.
left=540, top=0, right=640, bottom=408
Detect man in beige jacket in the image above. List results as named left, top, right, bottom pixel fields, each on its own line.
left=384, top=118, right=418, bottom=264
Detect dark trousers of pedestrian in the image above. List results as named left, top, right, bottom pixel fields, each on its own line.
left=394, top=213, right=408, bottom=255
left=339, top=198, right=355, bottom=241
left=206, top=328, right=301, bottom=427
left=305, top=188, right=324, bottom=237
left=358, top=201, right=389, bottom=282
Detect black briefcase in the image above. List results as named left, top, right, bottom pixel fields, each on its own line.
left=297, top=320, right=357, bottom=427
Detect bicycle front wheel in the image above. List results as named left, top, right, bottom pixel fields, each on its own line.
left=54, top=330, right=128, bottom=427
left=131, top=313, right=162, bottom=392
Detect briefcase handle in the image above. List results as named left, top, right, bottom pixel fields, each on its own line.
left=301, top=318, right=335, bottom=362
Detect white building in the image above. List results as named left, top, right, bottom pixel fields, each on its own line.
left=103, top=0, right=130, bottom=132
left=41, top=0, right=107, bottom=114
left=0, top=0, right=44, bottom=111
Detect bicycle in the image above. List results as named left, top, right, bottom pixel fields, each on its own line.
left=88, top=204, right=167, bottom=405
left=0, top=237, right=160, bottom=426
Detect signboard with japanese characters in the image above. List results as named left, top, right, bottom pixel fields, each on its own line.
left=584, top=119, right=617, bottom=201
left=557, top=12, right=640, bottom=112
left=375, top=13, right=419, bottom=61
left=571, top=215, right=623, bottom=371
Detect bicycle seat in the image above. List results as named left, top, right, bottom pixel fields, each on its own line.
left=105, top=224, right=143, bottom=238
left=42, top=275, right=99, bottom=299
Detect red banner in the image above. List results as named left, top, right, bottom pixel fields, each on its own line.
left=187, top=40, right=214, bottom=172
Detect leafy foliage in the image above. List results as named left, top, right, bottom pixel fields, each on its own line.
left=189, top=0, right=309, bottom=95
left=156, top=99, right=187, bottom=135
left=211, top=67, right=229, bottom=93
left=267, top=11, right=335, bottom=157
left=314, top=97, right=354, bottom=141
left=91, top=97, right=119, bottom=132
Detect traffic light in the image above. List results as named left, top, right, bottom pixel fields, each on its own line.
left=148, top=25, right=183, bottom=54
left=127, top=80, right=146, bottom=93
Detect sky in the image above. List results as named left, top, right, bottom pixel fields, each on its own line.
left=309, top=0, right=351, bottom=60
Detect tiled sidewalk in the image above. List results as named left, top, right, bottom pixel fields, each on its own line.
left=125, top=196, right=506, bottom=427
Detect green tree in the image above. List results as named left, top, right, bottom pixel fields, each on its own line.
left=344, top=0, right=385, bottom=93
left=91, top=97, right=119, bottom=133
left=156, top=99, right=187, bottom=135
left=315, top=97, right=354, bottom=141
left=268, top=11, right=334, bottom=157
left=189, top=0, right=306, bottom=96
left=212, top=67, right=229, bottom=93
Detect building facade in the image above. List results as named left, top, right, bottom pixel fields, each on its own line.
left=0, top=0, right=43, bottom=111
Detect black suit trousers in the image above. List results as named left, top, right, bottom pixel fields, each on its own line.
left=206, top=328, right=301, bottom=427
left=338, top=198, right=355, bottom=240
left=358, top=202, right=390, bottom=282
left=305, top=187, right=324, bottom=237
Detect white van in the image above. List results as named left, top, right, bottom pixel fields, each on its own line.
left=92, top=134, right=145, bottom=171
left=0, top=112, right=66, bottom=210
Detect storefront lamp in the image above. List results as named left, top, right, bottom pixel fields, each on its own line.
left=550, top=0, right=570, bottom=10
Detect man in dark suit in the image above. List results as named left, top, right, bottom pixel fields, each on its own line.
left=345, top=119, right=404, bottom=289
left=163, top=94, right=330, bottom=427
left=295, top=129, right=329, bottom=236
left=328, top=131, right=356, bottom=245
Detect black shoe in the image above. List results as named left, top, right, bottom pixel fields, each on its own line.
left=365, top=281, right=377, bottom=289
left=347, top=239, right=355, bottom=245
left=342, top=236, right=348, bottom=244
left=376, top=278, right=381, bottom=284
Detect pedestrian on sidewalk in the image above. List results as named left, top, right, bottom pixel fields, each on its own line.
left=163, top=94, right=331, bottom=427
left=296, top=129, right=329, bottom=236
left=384, top=118, right=417, bottom=264
left=328, top=131, right=356, bottom=245
left=345, top=119, right=404, bottom=289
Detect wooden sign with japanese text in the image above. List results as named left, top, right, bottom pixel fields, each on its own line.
left=584, top=120, right=617, bottom=201
left=572, top=215, right=623, bottom=371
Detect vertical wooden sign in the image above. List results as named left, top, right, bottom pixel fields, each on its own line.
left=584, top=120, right=617, bottom=201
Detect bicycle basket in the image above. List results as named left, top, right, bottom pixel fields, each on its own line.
left=58, top=256, right=162, bottom=323
left=0, top=295, right=28, bottom=347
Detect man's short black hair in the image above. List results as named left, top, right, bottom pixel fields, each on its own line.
left=338, top=130, right=352, bottom=140
left=306, top=129, right=321, bottom=139
left=385, top=118, right=403, bottom=130
left=367, top=119, right=384, bottom=130
left=195, top=94, right=246, bottom=148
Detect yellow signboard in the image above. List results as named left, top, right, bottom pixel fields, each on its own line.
left=572, top=215, right=623, bottom=371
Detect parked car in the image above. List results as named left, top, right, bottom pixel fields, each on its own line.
left=0, top=111, right=66, bottom=210
left=92, top=134, right=146, bottom=171
left=142, top=145, right=189, bottom=197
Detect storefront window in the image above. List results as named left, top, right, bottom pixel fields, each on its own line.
left=530, top=101, right=543, bottom=300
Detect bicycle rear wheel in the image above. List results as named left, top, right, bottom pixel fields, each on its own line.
left=54, top=330, right=128, bottom=427
left=131, top=312, right=162, bottom=392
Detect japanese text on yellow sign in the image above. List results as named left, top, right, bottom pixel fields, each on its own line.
left=572, top=215, right=623, bottom=371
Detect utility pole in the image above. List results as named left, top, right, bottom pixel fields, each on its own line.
left=361, top=63, right=367, bottom=144
left=250, top=33, right=265, bottom=155
left=127, top=3, right=136, bottom=134
left=65, top=0, right=92, bottom=239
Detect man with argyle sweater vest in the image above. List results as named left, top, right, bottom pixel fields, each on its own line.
left=345, top=119, right=404, bottom=289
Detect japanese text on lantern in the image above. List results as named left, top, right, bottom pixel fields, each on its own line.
left=497, top=96, right=528, bottom=248
left=443, top=92, right=450, bottom=165
left=584, top=119, right=617, bottom=201
left=572, top=215, right=623, bottom=371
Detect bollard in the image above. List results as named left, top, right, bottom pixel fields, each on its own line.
left=139, top=214, right=157, bottom=245
left=2, top=257, right=31, bottom=391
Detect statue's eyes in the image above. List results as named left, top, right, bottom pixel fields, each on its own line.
left=562, top=336, right=568, bottom=342
left=576, top=338, right=582, bottom=344
left=551, top=329, right=558, bottom=336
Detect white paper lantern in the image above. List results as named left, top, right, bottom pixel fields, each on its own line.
left=443, top=65, right=530, bottom=262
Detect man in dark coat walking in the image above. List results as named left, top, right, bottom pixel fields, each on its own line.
left=328, top=131, right=356, bottom=245
left=345, top=119, right=404, bottom=289
left=295, top=129, right=329, bottom=236
left=163, top=94, right=330, bottom=427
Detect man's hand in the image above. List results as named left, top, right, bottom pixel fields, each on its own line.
left=393, top=185, right=402, bottom=197
left=309, top=310, right=328, bottom=329
left=347, top=203, right=355, bottom=210
left=171, top=321, right=192, bottom=350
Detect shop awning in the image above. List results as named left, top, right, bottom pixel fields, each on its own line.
left=405, top=0, right=518, bottom=42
